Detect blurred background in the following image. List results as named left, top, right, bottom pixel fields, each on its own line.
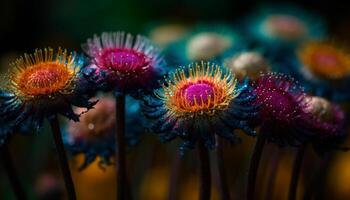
left=1, top=0, right=350, bottom=199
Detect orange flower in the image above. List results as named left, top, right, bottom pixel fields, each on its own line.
left=298, top=41, right=350, bottom=80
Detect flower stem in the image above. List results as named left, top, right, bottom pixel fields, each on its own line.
left=246, top=132, right=266, bottom=200
left=49, top=116, right=76, bottom=200
left=197, top=140, right=211, bottom=200
left=303, top=153, right=331, bottom=200
left=115, top=95, right=127, bottom=200
left=264, top=147, right=281, bottom=200
left=288, top=144, right=307, bottom=200
left=1, top=143, right=26, bottom=200
left=216, top=137, right=230, bottom=200
left=168, top=152, right=181, bottom=200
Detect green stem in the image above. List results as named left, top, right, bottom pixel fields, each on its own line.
left=264, top=147, right=281, bottom=200
left=246, top=133, right=267, bottom=200
left=288, top=144, right=307, bottom=200
left=216, top=137, right=230, bottom=200
left=49, top=116, right=76, bottom=200
left=168, top=152, right=181, bottom=200
left=115, top=95, right=128, bottom=200
left=198, top=140, right=211, bottom=200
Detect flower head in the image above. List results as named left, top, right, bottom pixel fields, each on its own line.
left=223, top=51, right=271, bottom=81
left=147, top=22, right=189, bottom=48
left=142, top=62, right=257, bottom=154
left=298, top=41, right=350, bottom=80
left=301, top=96, right=347, bottom=154
left=82, top=32, right=166, bottom=97
left=166, top=24, right=244, bottom=67
left=291, top=41, right=350, bottom=101
left=247, top=5, right=324, bottom=45
left=245, top=3, right=325, bottom=55
left=64, top=96, right=143, bottom=170
left=0, top=48, right=99, bottom=129
left=253, top=73, right=309, bottom=145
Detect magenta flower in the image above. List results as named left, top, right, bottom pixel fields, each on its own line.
left=301, top=96, right=347, bottom=153
left=303, top=96, right=345, bottom=136
left=82, top=32, right=166, bottom=97
left=253, top=72, right=309, bottom=145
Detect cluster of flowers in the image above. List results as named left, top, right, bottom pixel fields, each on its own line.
left=0, top=3, right=349, bottom=199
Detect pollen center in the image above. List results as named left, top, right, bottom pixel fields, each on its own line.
left=17, top=63, right=73, bottom=96
left=183, top=82, right=215, bottom=106
left=163, top=63, right=237, bottom=118
left=264, top=15, right=307, bottom=39
left=101, top=49, right=149, bottom=74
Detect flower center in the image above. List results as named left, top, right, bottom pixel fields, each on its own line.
left=17, top=63, right=73, bottom=96
left=270, top=90, right=295, bottom=115
left=315, top=53, right=338, bottom=66
left=264, top=15, right=307, bottom=39
left=100, top=49, right=149, bottom=75
left=163, top=63, right=237, bottom=118
left=187, top=33, right=233, bottom=61
left=310, top=52, right=346, bottom=77
left=183, top=82, right=215, bottom=106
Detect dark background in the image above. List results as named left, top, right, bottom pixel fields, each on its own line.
left=0, top=0, right=349, bottom=55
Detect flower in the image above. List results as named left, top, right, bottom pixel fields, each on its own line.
left=166, top=24, right=244, bottom=67
left=0, top=48, right=99, bottom=130
left=298, top=41, right=350, bottom=80
left=293, top=41, right=350, bottom=101
left=301, top=96, right=347, bottom=154
left=223, top=51, right=271, bottom=81
left=146, top=22, right=190, bottom=48
left=142, top=62, right=257, bottom=154
left=253, top=73, right=309, bottom=146
left=64, top=96, right=144, bottom=170
left=34, top=173, right=63, bottom=200
left=245, top=3, right=325, bottom=57
left=82, top=32, right=166, bottom=97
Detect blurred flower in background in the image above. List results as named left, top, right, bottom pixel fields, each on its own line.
left=223, top=51, right=271, bottom=81
left=34, top=173, right=63, bottom=200
left=166, top=24, right=245, bottom=66
left=64, top=96, right=144, bottom=170
left=244, top=3, right=325, bottom=56
left=146, top=22, right=191, bottom=48
left=292, top=41, right=350, bottom=101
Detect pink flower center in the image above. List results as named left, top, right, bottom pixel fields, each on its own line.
left=100, top=49, right=149, bottom=73
left=183, top=82, right=215, bottom=106
left=314, top=53, right=338, bottom=67
left=265, top=15, right=307, bottom=39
